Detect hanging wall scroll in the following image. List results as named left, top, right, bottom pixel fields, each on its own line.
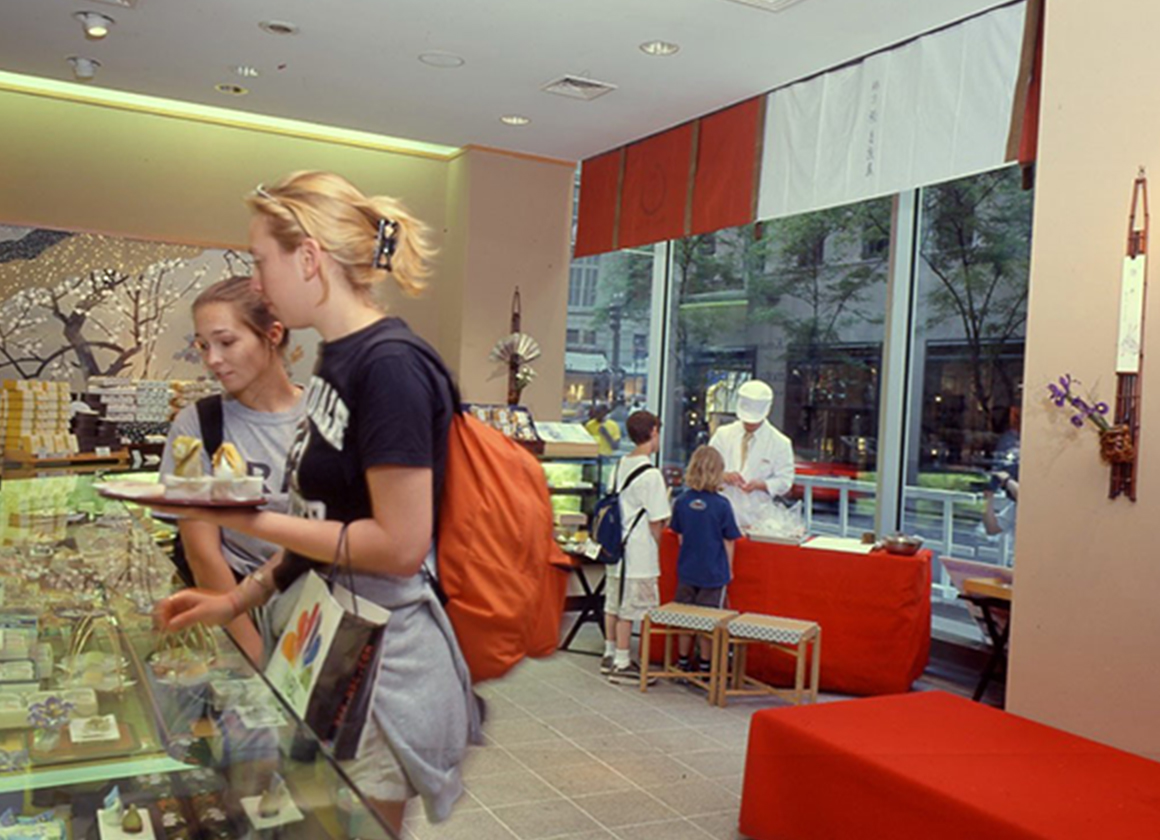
left=1109, top=168, right=1149, bottom=500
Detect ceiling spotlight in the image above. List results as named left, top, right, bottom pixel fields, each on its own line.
left=214, top=83, right=249, bottom=96
left=67, top=56, right=101, bottom=81
left=75, top=12, right=115, bottom=39
left=233, top=65, right=260, bottom=78
left=418, top=52, right=466, bottom=69
left=259, top=20, right=299, bottom=36
left=500, top=115, right=531, bottom=126
left=640, top=40, right=680, bottom=56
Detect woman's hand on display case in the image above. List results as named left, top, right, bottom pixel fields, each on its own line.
left=156, top=588, right=238, bottom=632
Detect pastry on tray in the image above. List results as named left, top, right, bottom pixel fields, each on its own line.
left=163, top=439, right=262, bottom=502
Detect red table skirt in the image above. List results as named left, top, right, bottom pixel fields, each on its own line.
left=740, top=691, right=1160, bottom=840
left=657, top=532, right=931, bottom=695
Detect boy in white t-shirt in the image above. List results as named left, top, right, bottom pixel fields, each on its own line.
left=604, top=410, right=671, bottom=684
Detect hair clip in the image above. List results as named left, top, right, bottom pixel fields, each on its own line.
left=375, top=218, right=399, bottom=271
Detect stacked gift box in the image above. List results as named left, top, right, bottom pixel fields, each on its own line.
left=0, top=379, right=78, bottom=461
left=170, top=379, right=219, bottom=416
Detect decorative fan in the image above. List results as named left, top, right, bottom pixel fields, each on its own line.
left=490, top=289, right=541, bottom=404
left=489, top=332, right=542, bottom=366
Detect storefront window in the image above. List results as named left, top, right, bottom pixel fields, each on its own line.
left=663, top=198, right=892, bottom=531
left=903, top=166, right=1032, bottom=581
left=561, top=248, right=656, bottom=458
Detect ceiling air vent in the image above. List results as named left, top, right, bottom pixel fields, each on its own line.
left=721, top=0, right=808, bottom=11
left=541, top=75, right=618, bottom=102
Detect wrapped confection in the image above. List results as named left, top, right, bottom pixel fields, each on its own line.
left=212, top=443, right=245, bottom=479
left=210, top=443, right=262, bottom=501
left=170, top=436, right=204, bottom=478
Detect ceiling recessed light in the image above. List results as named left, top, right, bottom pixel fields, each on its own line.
left=418, top=52, right=466, bottom=69
left=67, top=56, right=101, bottom=81
left=721, top=0, right=809, bottom=11
left=500, top=115, right=531, bottom=126
left=259, top=20, right=299, bottom=36
left=640, top=40, right=680, bottom=56
left=233, top=65, right=260, bottom=78
left=215, top=83, right=249, bottom=96
left=75, top=12, right=115, bottom=40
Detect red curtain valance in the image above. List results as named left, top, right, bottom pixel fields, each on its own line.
left=573, top=98, right=765, bottom=258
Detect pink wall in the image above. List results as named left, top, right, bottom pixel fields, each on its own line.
left=1009, top=0, right=1160, bottom=760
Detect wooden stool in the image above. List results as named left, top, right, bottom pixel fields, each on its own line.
left=718, top=613, right=821, bottom=707
left=640, top=603, right=738, bottom=701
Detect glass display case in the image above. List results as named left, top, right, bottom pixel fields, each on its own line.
left=0, top=470, right=395, bottom=840
left=540, top=455, right=604, bottom=653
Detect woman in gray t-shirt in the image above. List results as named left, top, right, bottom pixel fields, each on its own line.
left=160, top=276, right=304, bottom=662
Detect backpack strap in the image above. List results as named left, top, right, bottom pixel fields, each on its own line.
left=618, top=463, right=653, bottom=495
left=614, top=463, right=657, bottom=608
left=196, top=394, right=225, bottom=457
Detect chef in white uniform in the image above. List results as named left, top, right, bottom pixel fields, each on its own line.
left=709, top=380, right=795, bottom=528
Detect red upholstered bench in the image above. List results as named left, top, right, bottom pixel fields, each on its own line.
left=740, top=691, right=1160, bottom=840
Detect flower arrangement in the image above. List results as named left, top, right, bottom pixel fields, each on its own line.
left=1046, top=374, right=1134, bottom=463
left=27, top=696, right=74, bottom=731
left=28, top=696, right=75, bottom=752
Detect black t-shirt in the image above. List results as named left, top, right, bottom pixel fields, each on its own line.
left=274, top=317, right=455, bottom=589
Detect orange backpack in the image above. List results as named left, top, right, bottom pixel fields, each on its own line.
left=383, top=332, right=571, bottom=682
left=439, top=412, right=571, bottom=681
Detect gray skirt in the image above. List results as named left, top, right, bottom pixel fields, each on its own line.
left=269, top=547, right=483, bottom=822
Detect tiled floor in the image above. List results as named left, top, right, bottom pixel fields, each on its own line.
left=403, top=625, right=989, bottom=840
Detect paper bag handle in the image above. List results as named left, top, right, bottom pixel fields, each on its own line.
left=327, top=521, right=360, bottom=617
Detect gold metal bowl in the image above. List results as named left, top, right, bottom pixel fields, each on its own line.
left=882, top=534, right=924, bottom=555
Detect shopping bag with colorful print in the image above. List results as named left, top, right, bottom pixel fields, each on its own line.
left=264, top=524, right=389, bottom=759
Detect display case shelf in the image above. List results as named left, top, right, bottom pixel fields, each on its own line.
left=0, top=472, right=396, bottom=839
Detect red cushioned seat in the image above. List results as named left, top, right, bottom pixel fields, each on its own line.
left=740, top=691, right=1160, bottom=840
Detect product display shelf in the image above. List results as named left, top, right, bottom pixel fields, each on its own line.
left=0, top=472, right=396, bottom=840
left=3, top=450, right=131, bottom=469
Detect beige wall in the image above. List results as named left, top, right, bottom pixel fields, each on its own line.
left=1010, top=0, right=1160, bottom=759
left=436, top=147, right=574, bottom=420
left=0, top=90, right=574, bottom=414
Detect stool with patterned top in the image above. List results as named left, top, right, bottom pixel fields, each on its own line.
left=639, top=603, right=738, bottom=701
left=718, top=613, right=821, bottom=708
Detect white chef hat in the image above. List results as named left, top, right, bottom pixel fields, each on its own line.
left=735, top=380, right=773, bottom=423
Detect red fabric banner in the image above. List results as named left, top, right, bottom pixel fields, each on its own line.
left=691, top=98, right=763, bottom=236
left=573, top=149, right=623, bottom=259
left=617, top=124, right=695, bottom=251
left=1018, top=3, right=1044, bottom=171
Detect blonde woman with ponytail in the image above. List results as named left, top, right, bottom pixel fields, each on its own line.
left=157, top=171, right=481, bottom=830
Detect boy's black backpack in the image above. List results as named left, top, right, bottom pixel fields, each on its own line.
left=591, top=463, right=655, bottom=566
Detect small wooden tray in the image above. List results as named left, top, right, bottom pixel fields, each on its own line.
left=30, top=721, right=139, bottom=762
left=962, top=576, right=1013, bottom=601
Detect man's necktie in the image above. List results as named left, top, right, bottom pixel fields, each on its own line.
left=740, top=430, right=755, bottom=469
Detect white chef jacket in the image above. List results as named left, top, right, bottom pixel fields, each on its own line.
left=709, top=420, right=795, bottom=498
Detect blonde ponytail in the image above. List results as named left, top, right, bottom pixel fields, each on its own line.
left=246, top=171, right=436, bottom=304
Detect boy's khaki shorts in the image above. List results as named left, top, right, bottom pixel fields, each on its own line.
left=603, top=576, right=659, bottom=622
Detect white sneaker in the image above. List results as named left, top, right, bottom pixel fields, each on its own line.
left=608, top=662, right=657, bottom=686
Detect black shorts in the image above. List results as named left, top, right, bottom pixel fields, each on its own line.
left=674, top=583, right=727, bottom=610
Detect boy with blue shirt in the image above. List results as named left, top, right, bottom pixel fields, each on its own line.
left=670, top=445, right=743, bottom=672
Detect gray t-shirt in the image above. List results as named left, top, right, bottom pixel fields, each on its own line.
left=160, top=393, right=305, bottom=575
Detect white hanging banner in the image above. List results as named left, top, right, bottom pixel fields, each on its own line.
left=757, top=2, right=1025, bottom=220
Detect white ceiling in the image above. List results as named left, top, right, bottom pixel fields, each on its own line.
left=1, top=0, right=1009, bottom=161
